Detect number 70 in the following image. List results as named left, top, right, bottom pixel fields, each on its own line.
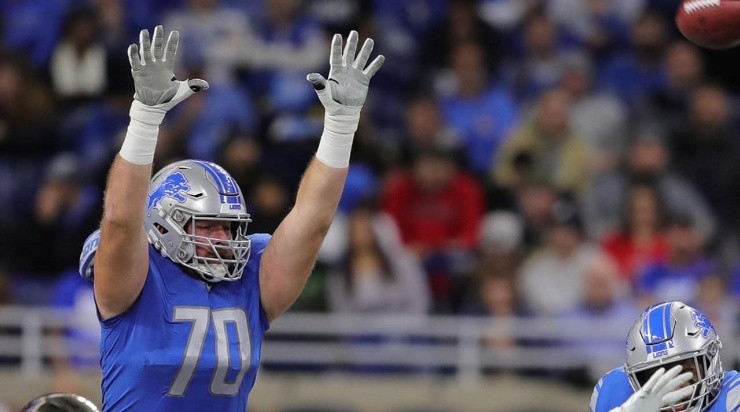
left=168, top=307, right=252, bottom=397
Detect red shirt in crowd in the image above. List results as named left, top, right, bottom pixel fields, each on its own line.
left=601, top=232, right=669, bottom=283
left=381, top=172, right=484, bottom=254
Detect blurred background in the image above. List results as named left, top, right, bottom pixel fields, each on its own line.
left=1, top=0, right=740, bottom=410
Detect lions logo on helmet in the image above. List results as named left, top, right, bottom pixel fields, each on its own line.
left=146, top=171, right=191, bottom=214
left=691, top=309, right=714, bottom=339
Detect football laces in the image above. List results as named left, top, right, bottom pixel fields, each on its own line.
left=683, top=0, right=721, bottom=13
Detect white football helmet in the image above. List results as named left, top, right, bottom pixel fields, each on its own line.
left=145, top=159, right=251, bottom=282
left=625, top=301, right=723, bottom=412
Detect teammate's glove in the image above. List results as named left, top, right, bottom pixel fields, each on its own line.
left=610, top=365, right=694, bottom=412
left=120, top=25, right=208, bottom=165
left=307, top=31, right=384, bottom=168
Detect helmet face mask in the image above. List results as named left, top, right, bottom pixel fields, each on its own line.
left=625, top=302, right=724, bottom=412
left=145, top=160, right=252, bottom=282
left=182, top=214, right=251, bottom=282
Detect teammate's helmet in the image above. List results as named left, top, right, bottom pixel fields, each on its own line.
left=625, top=301, right=723, bottom=412
left=145, top=160, right=251, bottom=282
left=21, top=393, right=100, bottom=412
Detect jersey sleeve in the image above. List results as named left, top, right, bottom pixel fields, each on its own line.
left=591, top=367, right=635, bottom=412
left=722, top=370, right=740, bottom=412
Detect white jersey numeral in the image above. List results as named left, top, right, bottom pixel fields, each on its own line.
left=168, top=307, right=252, bottom=397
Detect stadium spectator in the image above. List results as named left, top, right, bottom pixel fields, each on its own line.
left=503, top=13, right=572, bottom=102
left=439, top=41, right=519, bottom=176
left=646, top=40, right=706, bottom=126
left=600, top=182, right=668, bottom=283
left=558, top=51, right=628, bottom=172
left=327, top=205, right=430, bottom=314
left=518, top=199, right=600, bottom=316
left=582, top=123, right=716, bottom=240
left=164, top=0, right=258, bottom=85
left=477, top=272, right=523, bottom=354
left=0, top=0, right=69, bottom=69
left=493, top=88, right=591, bottom=195
left=382, top=145, right=484, bottom=255
left=399, top=94, right=463, bottom=168
left=691, top=274, right=738, bottom=337
left=670, top=85, right=740, bottom=234
left=245, top=175, right=292, bottom=236
left=547, top=0, right=632, bottom=61
left=419, top=0, right=506, bottom=75
left=561, top=253, right=638, bottom=382
left=216, top=134, right=263, bottom=198
left=479, top=0, right=543, bottom=34
left=370, top=0, right=448, bottom=41
left=243, top=0, right=326, bottom=86
left=0, top=55, right=58, bottom=158
left=1, top=154, right=100, bottom=276
left=598, top=11, right=669, bottom=106
left=452, top=211, right=524, bottom=315
left=382, top=144, right=484, bottom=311
left=157, top=68, right=258, bottom=161
left=72, top=62, right=132, bottom=177
left=51, top=9, right=107, bottom=105
left=513, top=181, right=558, bottom=251
left=478, top=210, right=525, bottom=273
left=302, top=0, right=366, bottom=35
left=636, top=214, right=716, bottom=307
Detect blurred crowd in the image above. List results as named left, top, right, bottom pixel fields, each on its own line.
left=2, top=0, right=740, bottom=388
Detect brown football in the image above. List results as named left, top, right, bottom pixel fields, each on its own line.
left=676, top=0, right=740, bottom=49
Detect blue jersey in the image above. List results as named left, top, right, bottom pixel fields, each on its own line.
left=591, top=367, right=740, bottom=412
left=99, top=234, right=271, bottom=412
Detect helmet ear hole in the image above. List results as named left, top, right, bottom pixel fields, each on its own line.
left=154, top=223, right=169, bottom=235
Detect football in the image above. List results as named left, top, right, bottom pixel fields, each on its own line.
left=676, top=0, right=740, bottom=49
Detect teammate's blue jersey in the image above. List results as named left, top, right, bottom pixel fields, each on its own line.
left=591, top=367, right=740, bottom=412
left=99, top=234, right=271, bottom=412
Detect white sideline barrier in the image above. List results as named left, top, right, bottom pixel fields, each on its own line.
left=0, top=306, right=736, bottom=381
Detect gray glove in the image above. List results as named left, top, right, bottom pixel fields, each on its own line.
left=610, top=365, right=694, bottom=412
left=127, top=25, right=208, bottom=109
left=306, top=30, right=384, bottom=110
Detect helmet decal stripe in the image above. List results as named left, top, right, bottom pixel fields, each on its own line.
left=642, top=302, right=674, bottom=350
left=192, top=160, right=240, bottom=205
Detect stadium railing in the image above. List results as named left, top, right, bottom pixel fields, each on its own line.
left=0, top=306, right=736, bottom=382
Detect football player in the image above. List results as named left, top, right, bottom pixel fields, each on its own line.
left=590, top=301, right=739, bottom=411
left=90, top=25, right=383, bottom=411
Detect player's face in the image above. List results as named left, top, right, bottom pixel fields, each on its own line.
left=187, top=220, right=234, bottom=259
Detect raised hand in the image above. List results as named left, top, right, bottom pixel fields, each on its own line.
left=307, top=31, right=384, bottom=112
left=611, top=365, right=694, bottom=412
left=127, top=25, right=208, bottom=110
